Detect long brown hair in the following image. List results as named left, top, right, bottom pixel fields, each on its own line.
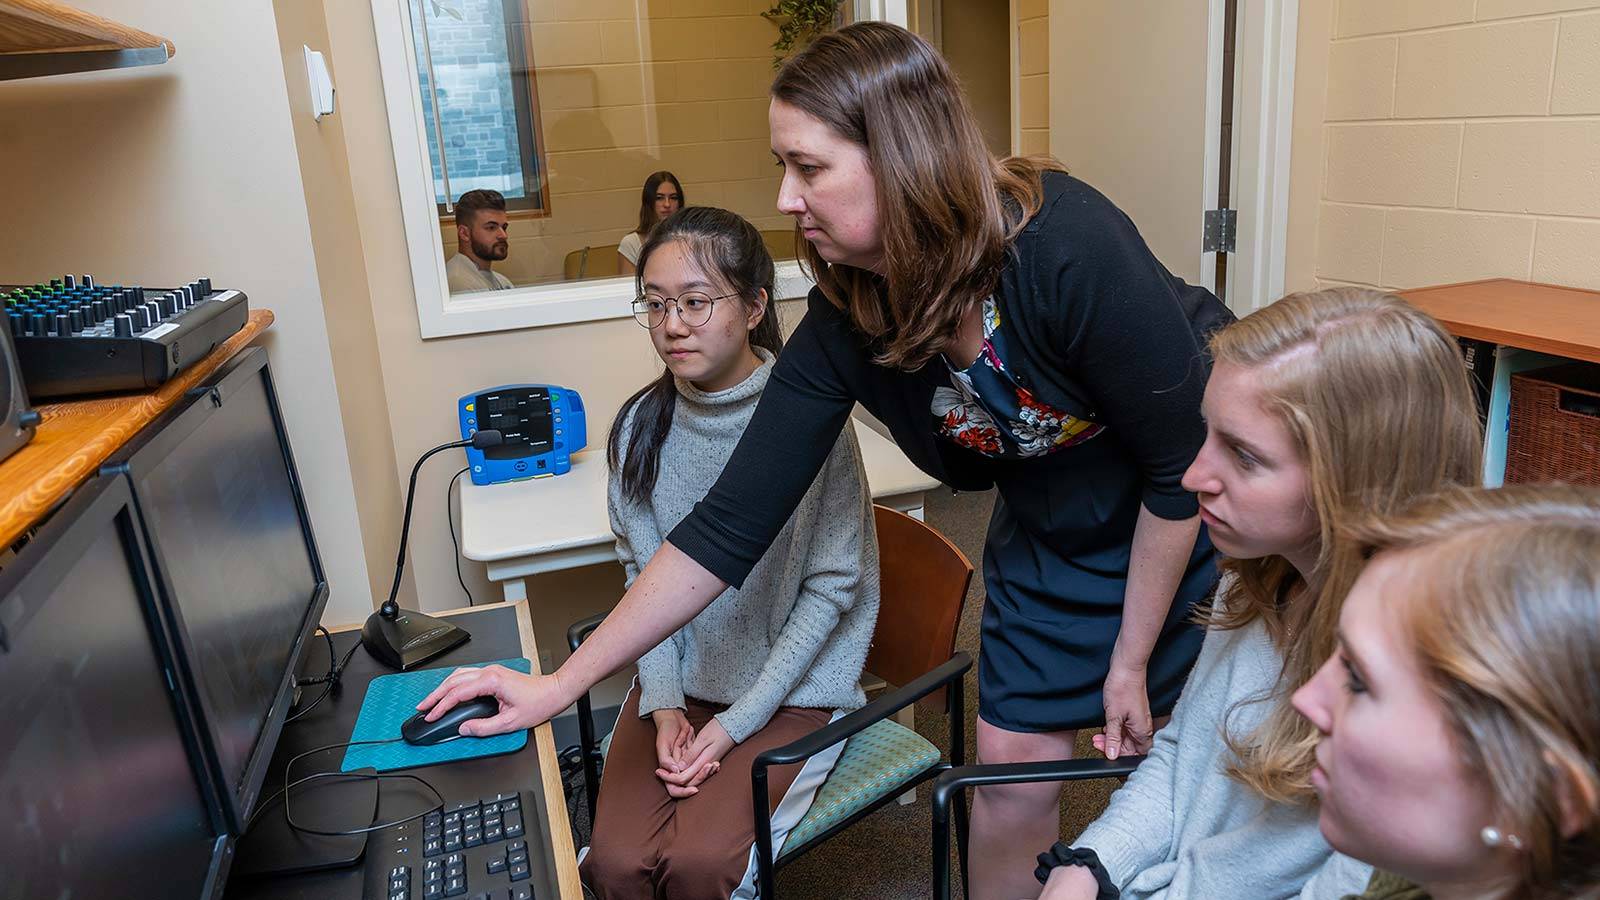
left=1210, top=287, right=1482, bottom=803
left=1353, top=485, right=1600, bottom=899
left=634, top=171, right=684, bottom=238
left=770, top=21, right=1061, bottom=371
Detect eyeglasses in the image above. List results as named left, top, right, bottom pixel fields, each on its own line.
left=631, top=292, right=738, bottom=329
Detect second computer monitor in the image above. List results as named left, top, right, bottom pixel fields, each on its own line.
left=114, top=347, right=329, bottom=830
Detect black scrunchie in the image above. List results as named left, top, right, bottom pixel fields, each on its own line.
left=1034, top=843, right=1119, bottom=900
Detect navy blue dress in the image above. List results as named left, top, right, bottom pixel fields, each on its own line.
left=936, top=297, right=1215, bottom=731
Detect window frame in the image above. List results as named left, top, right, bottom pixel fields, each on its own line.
left=372, top=0, right=904, bottom=338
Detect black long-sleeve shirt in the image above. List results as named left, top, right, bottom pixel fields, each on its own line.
left=669, top=173, right=1233, bottom=588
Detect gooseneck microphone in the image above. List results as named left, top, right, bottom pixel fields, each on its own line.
left=362, top=429, right=505, bottom=670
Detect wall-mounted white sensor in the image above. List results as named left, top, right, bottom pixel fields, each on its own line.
left=304, top=46, right=335, bottom=121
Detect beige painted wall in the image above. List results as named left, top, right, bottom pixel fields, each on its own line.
left=1015, top=0, right=1048, bottom=155
left=944, top=0, right=1013, bottom=157
left=433, top=0, right=792, bottom=286
left=1286, top=0, right=1600, bottom=294
left=0, top=0, right=375, bottom=625
left=273, top=0, right=408, bottom=615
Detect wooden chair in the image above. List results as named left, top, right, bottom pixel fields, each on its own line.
left=761, top=228, right=799, bottom=261
left=562, top=243, right=623, bottom=280
left=567, top=504, right=975, bottom=897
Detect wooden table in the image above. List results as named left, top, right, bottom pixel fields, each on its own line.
left=1398, top=279, right=1600, bottom=485
left=0, top=308, right=274, bottom=548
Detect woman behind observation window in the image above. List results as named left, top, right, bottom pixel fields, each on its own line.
left=619, top=171, right=684, bottom=276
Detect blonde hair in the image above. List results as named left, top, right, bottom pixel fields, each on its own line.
left=1210, top=286, right=1482, bottom=803
left=771, top=21, right=1062, bottom=371
left=1353, top=484, right=1600, bottom=899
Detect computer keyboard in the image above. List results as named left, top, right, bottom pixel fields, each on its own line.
left=365, top=789, right=540, bottom=900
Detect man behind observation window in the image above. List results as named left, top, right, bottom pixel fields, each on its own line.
left=446, top=189, right=514, bottom=293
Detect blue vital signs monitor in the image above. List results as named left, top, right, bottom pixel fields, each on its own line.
left=459, top=384, right=587, bottom=484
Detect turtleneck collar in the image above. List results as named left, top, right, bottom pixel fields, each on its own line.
left=674, top=346, right=775, bottom=407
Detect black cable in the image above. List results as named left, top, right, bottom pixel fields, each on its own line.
left=245, top=736, right=446, bottom=838
left=448, top=466, right=474, bottom=606
left=285, top=632, right=364, bottom=725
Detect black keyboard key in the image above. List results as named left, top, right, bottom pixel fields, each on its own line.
left=508, top=861, right=530, bottom=882
left=391, top=891, right=407, bottom=900
left=445, top=835, right=464, bottom=853
left=512, top=887, right=533, bottom=900
left=444, top=875, right=467, bottom=897
left=501, top=794, right=520, bottom=812
left=447, top=800, right=478, bottom=815
left=426, top=812, right=444, bottom=830
left=425, top=882, right=444, bottom=900
left=508, top=840, right=527, bottom=853
left=425, top=838, right=444, bottom=857
left=484, top=825, right=503, bottom=843
left=487, top=856, right=508, bottom=875
left=464, top=830, right=483, bottom=848
left=445, top=813, right=463, bottom=830
left=482, top=802, right=501, bottom=816
left=446, top=853, right=465, bottom=868
left=446, top=862, right=465, bottom=880
left=507, top=851, right=528, bottom=870
left=502, top=816, right=524, bottom=839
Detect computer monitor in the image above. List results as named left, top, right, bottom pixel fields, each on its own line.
left=0, top=473, right=229, bottom=900
left=107, top=347, right=329, bottom=832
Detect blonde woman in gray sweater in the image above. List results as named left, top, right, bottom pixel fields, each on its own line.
left=1038, top=289, right=1482, bottom=900
left=579, top=207, right=878, bottom=900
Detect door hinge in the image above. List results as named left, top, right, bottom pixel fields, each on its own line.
left=1203, top=208, right=1237, bottom=254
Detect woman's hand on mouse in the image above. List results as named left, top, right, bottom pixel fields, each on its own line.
left=415, top=664, right=566, bottom=737
left=651, top=708, right=694, bottom=774
left=655, top=717, right=735, bottom=799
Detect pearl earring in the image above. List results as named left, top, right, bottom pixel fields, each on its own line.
left=1480, top=826, right=1524, bottom=850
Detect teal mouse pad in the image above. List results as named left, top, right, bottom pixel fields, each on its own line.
left=340, top=657, right=532, bottom=773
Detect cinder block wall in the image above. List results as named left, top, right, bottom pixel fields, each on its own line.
left=438, top=0, right=791, bottom=285
left=1311, top=0, right=1600, bottom=292
left=1016, top=0, right=1048, bottom=155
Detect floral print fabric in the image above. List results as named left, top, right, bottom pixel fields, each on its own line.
left=934, top=297, right=1103, bottom=459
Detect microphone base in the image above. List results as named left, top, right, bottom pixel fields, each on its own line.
left=361, top=607, right=471, bottom=671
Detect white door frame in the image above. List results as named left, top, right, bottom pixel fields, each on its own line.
left=1221, top=0, right=1299, bottom=313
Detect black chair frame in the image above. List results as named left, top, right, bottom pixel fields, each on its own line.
left=568, top=612, right=973, bottom=899
left=929, top=756, right=1145, bottom=900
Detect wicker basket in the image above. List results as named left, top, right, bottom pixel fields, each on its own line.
left=1506, top=364, right=1600, bottom=486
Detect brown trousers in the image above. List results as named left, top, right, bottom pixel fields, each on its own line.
left=580, top=687, right=832, bottom=900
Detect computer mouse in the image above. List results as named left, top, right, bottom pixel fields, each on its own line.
left=401, top=696, right=500, bottom=746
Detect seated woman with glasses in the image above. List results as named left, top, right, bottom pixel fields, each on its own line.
left=1293, top=483, right=1600, bottom=900
left=619, top=170, right=684, bottom=276
left=579, top=206, right=881, bottom=900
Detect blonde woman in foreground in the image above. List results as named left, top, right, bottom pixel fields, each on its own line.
left=1296, top=484, right=1600, bottom=900
left=1039, top=287, right=1482, bottom=899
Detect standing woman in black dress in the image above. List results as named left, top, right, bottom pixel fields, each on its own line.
left=420, top=21, right=1230, bottom=899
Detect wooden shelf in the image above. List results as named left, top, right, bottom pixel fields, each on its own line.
left=1399, top=278, right=1600, bottom=366
left=0, top=309, right=272, bottom=549
left=0, top=0, right=174, bottom=81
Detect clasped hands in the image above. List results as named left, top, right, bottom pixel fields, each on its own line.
left=650, top=709, right=735, bottom=799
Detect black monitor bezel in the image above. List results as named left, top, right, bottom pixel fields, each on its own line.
left=0, top=471, right=233, bottom=899
left=102, top=346, right=330, bottom=834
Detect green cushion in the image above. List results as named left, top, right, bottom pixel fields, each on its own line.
left=778, top=718, right=941, bottom=857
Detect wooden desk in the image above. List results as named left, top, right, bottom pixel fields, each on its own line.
left=1398, top=279, right=1600, bottom=485
left=0, top=308, right=274, bottom=548
left=226, top=600, right=582, bottom=900
left=1400, top=279, right=1600, bottom=365
left=460, top=418, right=941, bottom=604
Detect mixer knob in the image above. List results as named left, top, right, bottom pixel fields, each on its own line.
left=92, top=300, right=108, bottom=323
left=198, top=277, right=212, bottom=295
left=63, top=274, right=75, bottom=289
left=54, top=313, right=70, bottom=336
left=161, top=294, right=177, bottom=317
left=82, top=274, right=95, bottom=289
left=114, top=314, right=133, bottom=337
left=68, top=310, right=84, bottom=333
left=133, top=286, right=145, bottom=304
left=8, top=313, right=22, bottom=336
left=29, top=313, right=45, bottom=336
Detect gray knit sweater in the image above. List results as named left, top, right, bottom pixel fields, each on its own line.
left=1072, top=576, right=1372, bottom=899
left=608, top=351, right=880, bottom=744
